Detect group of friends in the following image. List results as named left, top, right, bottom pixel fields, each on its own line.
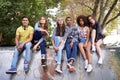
left=6, top=15, right=104, bottom=74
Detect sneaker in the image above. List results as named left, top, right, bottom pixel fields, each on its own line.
left=98, top=57, right=103, bottom=64
left=41, top=56, right=47, bottom=66
left=86, top=64, right=93, bottom=72
left=92, top=45, right=96, bottom=52
left=67, top=63, right=76, bottom=72
left=24, top=63, right=29, bottom=72
left=6, top=68, right=17, bottom=74
left=55, top=65, right=62, bottom=73
left=84, top=60, right=88, bottom=70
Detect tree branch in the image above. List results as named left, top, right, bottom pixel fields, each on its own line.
left=106, top=11, right=120, bottom=24
left=78, top=1, right=93, bottom=11
left=92, top=0, right=100, bottom=18
left=98, top=0, right=110, bottom=25
left=101, top=0, right=118, bottom=28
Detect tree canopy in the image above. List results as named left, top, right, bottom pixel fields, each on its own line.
left=0, top=0, right=119, bottom=46
left=57, top=0, right=120, bottom=29
left=0, top=0, right=60, bottom=45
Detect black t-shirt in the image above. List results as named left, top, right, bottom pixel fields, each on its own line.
left=92, top=22, right=104, bottom=42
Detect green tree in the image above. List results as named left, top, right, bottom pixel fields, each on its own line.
left=0, top=0, right=61, bottom=46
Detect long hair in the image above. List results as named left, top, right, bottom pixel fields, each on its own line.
left=56, top=19, right=65, bottom=37
left=87, top=15, right=96, bottom=27
left=39, top=17, right=48, bottom=31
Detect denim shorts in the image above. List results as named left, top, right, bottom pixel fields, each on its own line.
left=79, top=38, right=86, bottom=43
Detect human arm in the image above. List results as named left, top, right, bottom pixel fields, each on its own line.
left=32, top=38, right=44, bottom=50
left=84, top=27, right=90, bottom=47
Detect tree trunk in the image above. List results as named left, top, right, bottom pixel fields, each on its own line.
left=98, top=0, right=109, bottom=26
left=92, top=0, right=100, bottom=19
left=101, top=0, right=118, bottom=28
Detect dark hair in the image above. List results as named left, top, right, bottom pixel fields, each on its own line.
left=39, top=17, right=48, bottom=31
left=22, top=16, right=28, bottom=20
left=87, top=15, right=96, bottom=27
left=76, top=15, right=87, bottom=26
left=65, top=16, right=72, bottom=22
left=56, top=19, right=65, bottom=36
left=87, top=15, right=95, bottom=20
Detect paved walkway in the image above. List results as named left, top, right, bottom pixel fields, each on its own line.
left=0, top=47, right=118, bottom=80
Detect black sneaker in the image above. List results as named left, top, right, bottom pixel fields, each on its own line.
left=6, top=68, right=17, bottom=74
left=41, top=58, right=47, bottom=66
left=24, top=63, right=29, bottom=72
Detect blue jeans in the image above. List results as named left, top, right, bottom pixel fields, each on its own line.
left=54, top=36, right=65, bottom=64
left=11, top=42, right=32, bottom=69
left=40, top=39, right=46, bottom=56
left=65, top=41, right=78, bottom=61
left=33, top=30, right=46, bottom=56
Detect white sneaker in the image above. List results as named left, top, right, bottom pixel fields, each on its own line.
left=86, top=64, right=93, bottom=72
left=92, top=45, right=96, bottom=52
left=55, top=65, right=62, bottom=73
left=84, top=60, right=88, bottom=70
left=98, top=58, right=103, bottom=64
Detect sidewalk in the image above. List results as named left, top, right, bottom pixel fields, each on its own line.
left=0, top=47, right=118, bottom=80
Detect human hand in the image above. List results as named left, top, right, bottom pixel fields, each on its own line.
left=70, top=42, right=73, bottom=48
left=17, top=43, right=24, bottom=51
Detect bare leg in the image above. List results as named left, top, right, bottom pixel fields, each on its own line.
left=78, top=43, right=88, bottom=69
left=86, top=42, right=92, bottom=64
left=86, top=41, right=93, bottom=72
left=78, top=43, right=87, bottom=60
left=95, top=39, right=103, bottom=57
left=95, top=39, right=103, bottom=64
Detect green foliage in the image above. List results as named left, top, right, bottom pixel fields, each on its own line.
left=0, top=0, right=60, bottom=46
left=105, top=19, right=118, bottom=35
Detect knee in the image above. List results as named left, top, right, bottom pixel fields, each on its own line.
left=86, top=47, right=90, bottom=52
left=78, top=44, right=82, bottom=48
left=95, top=43, right=99, bottom=48
left=54, top=36, right=61, bottom=40
left=40, top=41, right=46, bottom=47
left=58, top=49, right=63, bottom=52
left=25, top=42, right=32, bottom=48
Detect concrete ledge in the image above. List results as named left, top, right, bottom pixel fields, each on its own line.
left=0, top=47, right=118, bottom=80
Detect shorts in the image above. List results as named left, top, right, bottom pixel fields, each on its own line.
left=79, top=38, right=86, bottom=43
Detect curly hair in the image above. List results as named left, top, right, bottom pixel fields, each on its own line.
left=76, top=15, right=87, bottom=26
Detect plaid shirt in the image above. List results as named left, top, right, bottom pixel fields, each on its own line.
left=65, top=26, right=79, bottom=42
